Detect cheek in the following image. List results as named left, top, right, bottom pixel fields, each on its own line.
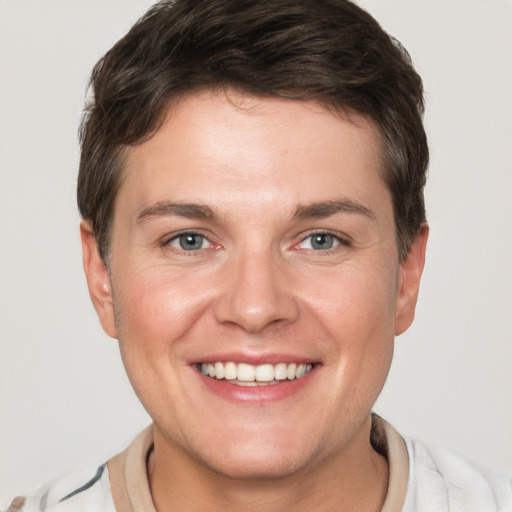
left=301, top=260, right=397, bottom=396
left=114, top=267, right=208, bottom=338
left=110, top=266, right=218, bottom=395
left=110, top=268, right=212, bottom=416
left=299, top=260, right=398, bottom=342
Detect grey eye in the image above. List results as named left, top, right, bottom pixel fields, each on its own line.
left=311, top=234, right=335, bottom=250
left=300, top=233, right=340, bottom=250
left=171, top=234, right=207, bottom=250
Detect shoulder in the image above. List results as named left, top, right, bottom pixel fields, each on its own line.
left=404, top=437, right=512, bottom=512
left=3, top=463, right=116, bottom=512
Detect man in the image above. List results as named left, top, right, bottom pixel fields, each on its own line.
left=5, top=0, right=511, bottom=511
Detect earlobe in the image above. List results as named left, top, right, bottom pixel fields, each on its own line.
left=395, top=223, right=429, bottom=336
left=80, top=220, right=117, bottom=339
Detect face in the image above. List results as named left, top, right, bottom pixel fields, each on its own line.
left=82, top=91, right=427, bottom=479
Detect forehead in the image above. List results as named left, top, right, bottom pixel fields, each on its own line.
left=117, top=91, right=388, bottom=218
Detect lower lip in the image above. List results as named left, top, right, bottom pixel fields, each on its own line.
left=195, top=367, right=318, bottom=403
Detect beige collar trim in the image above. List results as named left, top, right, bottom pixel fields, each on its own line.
left=108, top=425, right=156, bottom=512
left=374, top=415, right=410, bottom=511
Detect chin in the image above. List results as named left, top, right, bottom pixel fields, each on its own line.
left=183, top=427, right=323, bottom=481
left=197, top=449, right=311, bottom=481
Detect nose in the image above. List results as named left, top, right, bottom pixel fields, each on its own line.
left=213, top=249, right=300, bottom=334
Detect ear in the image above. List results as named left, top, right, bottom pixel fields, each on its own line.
left=395, top=224, right=429, bottom=336
left=80, top=220, right=117, bottom=339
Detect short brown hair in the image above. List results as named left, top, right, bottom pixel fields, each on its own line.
left=78, top=0, right=428, bottom=261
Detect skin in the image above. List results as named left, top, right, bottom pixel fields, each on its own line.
left=81, top=90, right=428, bottom=512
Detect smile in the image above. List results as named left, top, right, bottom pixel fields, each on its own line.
left=198, top=362, right=314, bottom=386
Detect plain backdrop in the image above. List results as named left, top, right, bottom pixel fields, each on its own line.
left=1, top=0, right=511, bottom=503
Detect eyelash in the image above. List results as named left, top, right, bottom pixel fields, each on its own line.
left=295, top=231, right=351, bottom=253
left=161, top=231, right=215, bottom=253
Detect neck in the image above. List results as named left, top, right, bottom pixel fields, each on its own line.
left=148, top=416, right=388, bottom=512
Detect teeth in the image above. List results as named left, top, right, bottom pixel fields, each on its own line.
left=224, top=361, right=237, bottom=380
left=237, top=363, right=256, bottom=382
left=199, top=361, right=314, bottom=382
left=214, top=362, right=225, bottom=380
left=256, top=364, right=274, bottom=382
left=274, top=362, right=288, bottom=380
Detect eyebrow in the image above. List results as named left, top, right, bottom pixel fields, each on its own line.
left=136, top=201, right=216, bottom=224
left=293, top=200, right=375, bottom=221
left=136, top=199, right=374, bottom=225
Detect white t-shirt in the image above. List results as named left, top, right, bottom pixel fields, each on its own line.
left=4, top=416, right=511, bottom=512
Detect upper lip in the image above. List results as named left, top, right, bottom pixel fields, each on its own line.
left=188, top=352, right=320, bottom=366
